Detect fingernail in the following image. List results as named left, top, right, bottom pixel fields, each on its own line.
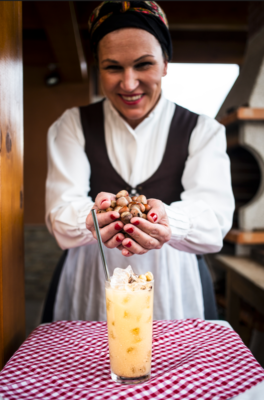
left=126, top=241, right=132, bottom=248
left=116, top=236, right=122, bottom=242
left=126, top=227, right=134, bottom=234
left=110, top=214, right=118, bottom=220
left=133, top=220, right=140, bottom=226
left=115, top=223, right=122, bottom=230
left=150, top=213, right=157, bottom=222
left=101, top=199, right=108, bottom=205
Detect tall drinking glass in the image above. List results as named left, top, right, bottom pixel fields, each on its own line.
left=105, top=279, right=154, bottom=384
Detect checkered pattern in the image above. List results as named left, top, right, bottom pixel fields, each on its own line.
left=0, top=320, right=263, bottom=399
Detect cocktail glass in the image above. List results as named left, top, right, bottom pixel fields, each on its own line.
left=105, top=279, right=154, bottom=384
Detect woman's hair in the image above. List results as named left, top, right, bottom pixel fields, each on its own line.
left=88, top=1, right=172, bottom=62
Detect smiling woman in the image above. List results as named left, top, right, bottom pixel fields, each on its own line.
left=42, top=1, right=235, bottom=327
left=99, top=28, right=167, bottom=128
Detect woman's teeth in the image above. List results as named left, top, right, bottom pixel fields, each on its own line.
left=121, top=94, right=143, bottom=101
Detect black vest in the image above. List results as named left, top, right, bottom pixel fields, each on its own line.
left=79, top=100, right=198, bottom=203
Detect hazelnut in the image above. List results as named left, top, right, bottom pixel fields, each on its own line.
left=125, top=196, right=132, bottom=203
left=130, top=208, right=142, bottom=218
left=144, top=204, right=151, bottom=212
left=145, top=271, right=153, bottom=281
left=116, top=190, right=129, bottom=199
left=137, top=195, right=147, bottom=204
left=116, top=197, right=129, bottom=207
left=131, top=196, right=138, bottom=201
left=141, top=213, right=147, bottom=219
left=139, top=274, right=147, bottom=281
left=121, top=212, right=132, bottom=225
left=114, top=206, right=122, bottom=212
left=138, top=203, right=145, bottom=212
left=128, top=202, right=140, bottom=209
left=97, top=209, right=106, bottom=214
left=119, top=206, right=129, bottom=214
left=129, top=203, right=140, bottom=210
left=106, top=207, right=113, bottom=212
left=130, top=202, right=145, bottom=212
left=111, top=200, right=116, bottom=208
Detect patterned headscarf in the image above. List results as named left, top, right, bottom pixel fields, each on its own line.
left=88, top=1, right=172, bottom=61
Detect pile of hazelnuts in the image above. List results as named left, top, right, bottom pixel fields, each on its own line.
left=97, top=189, right=152, bottom=225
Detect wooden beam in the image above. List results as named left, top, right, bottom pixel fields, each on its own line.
left=170, top=38, right=246, bottom=64
left=0, top=1, right=25, bottom=369
left=218, top=108, right=264, bottom=126
left=162, top=1, right=249, bottom=27
left=69, top=2, right=87, bottom=81
left=225, top=229, right=264, bottom=244
left=36, top=1, right=88, bottom=82
left=169, top=24, right=248, bottom=32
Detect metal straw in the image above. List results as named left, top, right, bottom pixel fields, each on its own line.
left=91, top=209, right=110, bottom=281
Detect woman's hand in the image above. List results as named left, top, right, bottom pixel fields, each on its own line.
left=118, top=199, right=172, bottom=257
left=86, top=192, right=125, bottom=248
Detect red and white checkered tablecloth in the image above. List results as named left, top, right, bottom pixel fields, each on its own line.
left=0, top=319, right=263, bottom=400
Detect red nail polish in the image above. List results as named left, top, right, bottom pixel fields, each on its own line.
left=110, top=214, right=117, bottom=220
left=101, top=199, right=108, bottom=205
left=115, top=224, right=121, bottom=230
left=133, top=220, right=140, bottom=226
left=126, top=241, right=132, bottom=248
left=126, top=227, right=134, bottom=234
left=116, top=236, right=122, bottom=242
left=150, top=213, right=157, bottom=222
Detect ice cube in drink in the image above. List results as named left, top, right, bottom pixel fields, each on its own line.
left=105, top=267, right=154, bottom=384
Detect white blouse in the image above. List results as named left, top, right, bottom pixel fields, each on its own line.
left=45, top=93, right=235, bottom=322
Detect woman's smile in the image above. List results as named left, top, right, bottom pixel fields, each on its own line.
left=118, top=93, right=145, bottom=105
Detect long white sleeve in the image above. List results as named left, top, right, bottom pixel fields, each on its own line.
left=165, top=114, right=235, bottom=254
left=45, top=107, right=96, bottom=250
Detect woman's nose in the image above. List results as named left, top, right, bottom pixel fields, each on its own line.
left=120, top=69, right=139, bottom=92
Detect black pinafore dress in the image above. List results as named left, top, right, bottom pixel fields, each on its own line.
left=42, top=100, right=218, bottom=322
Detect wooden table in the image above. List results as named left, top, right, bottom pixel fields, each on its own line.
left=214, top=255, right=264, bottom=333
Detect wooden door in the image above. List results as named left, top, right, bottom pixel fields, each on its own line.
left=0, top=1, right=25, bottom=369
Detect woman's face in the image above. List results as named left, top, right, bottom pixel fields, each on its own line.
left=98, top=28, right=167, bottom=129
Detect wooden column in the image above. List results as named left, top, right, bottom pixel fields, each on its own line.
left=0, top=1, right=25, bottom=369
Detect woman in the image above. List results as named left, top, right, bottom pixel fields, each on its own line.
left=43, top=1, right=234, bottom=323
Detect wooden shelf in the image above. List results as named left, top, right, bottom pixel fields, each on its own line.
left=215, top=255, right=264, bottom=291
left=225, top=229, right=264, bottom=244
left=218, top=107, right=264, bottom=127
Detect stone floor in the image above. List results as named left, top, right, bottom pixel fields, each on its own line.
left=24, top=225, right=63, bottom=337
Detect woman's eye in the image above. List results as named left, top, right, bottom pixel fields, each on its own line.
left=135, top=62, right=153, bottom=69
left=104, top=65, right=122, bottom=71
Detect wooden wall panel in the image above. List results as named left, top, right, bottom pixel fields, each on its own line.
left=24, top=66, right=90, bottom=224
left=0, top=1, right=25, bottom=369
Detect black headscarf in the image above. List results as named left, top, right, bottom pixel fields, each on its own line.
left=88, top=1, right=172, bottom=61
